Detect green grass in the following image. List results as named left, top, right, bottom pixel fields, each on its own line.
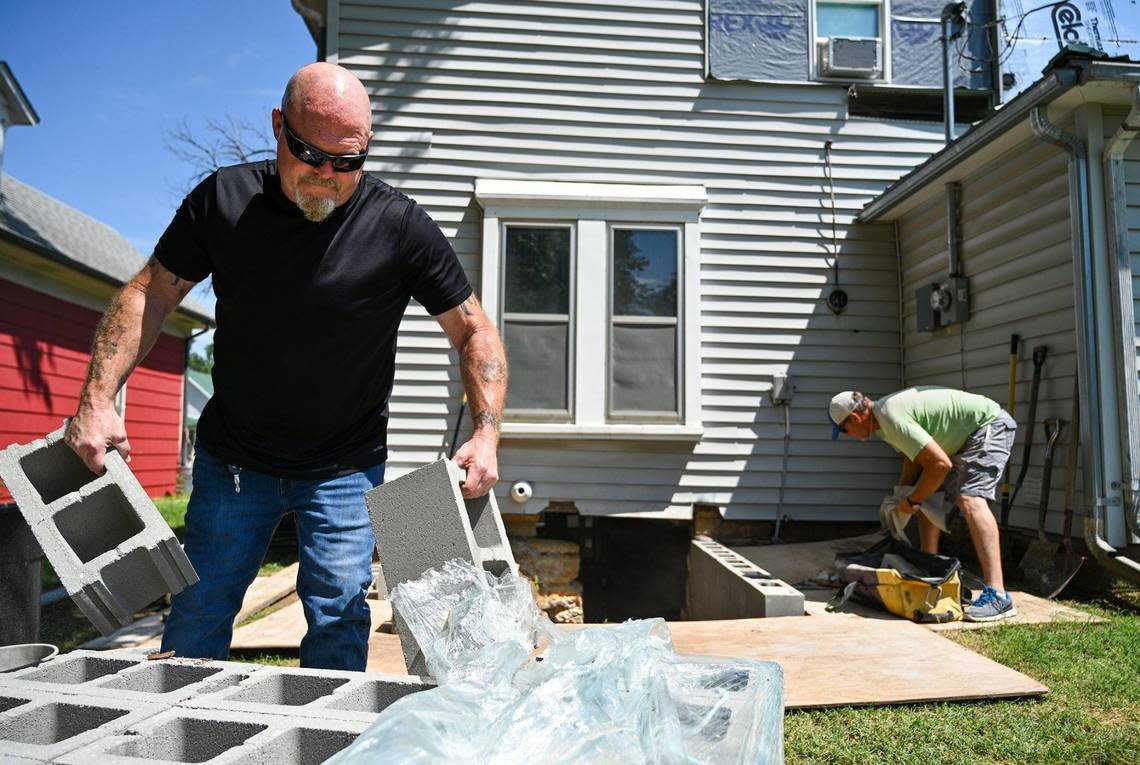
left=785, top=593, right=1140, bottom=765
left=152, top=494, right=190, bottom=537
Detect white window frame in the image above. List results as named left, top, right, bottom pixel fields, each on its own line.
left=499, top=221, right=576, bottom=422
left=608, top=224, right=683, bottom=423
left=475, top=180, right=705, bottom=441
left=809, top=0, right=892, bottom=84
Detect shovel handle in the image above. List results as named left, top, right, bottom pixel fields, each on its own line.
left=1037, top=419, right=1063, bottom=542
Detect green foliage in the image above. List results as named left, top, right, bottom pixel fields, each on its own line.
left=152, top=494, right=190, bottom=537
left=187, top=342, right=214, bottom=373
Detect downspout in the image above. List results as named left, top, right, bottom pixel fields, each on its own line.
left=1103, top=84, right=1140, bottom=542
left=895, top=220, right=906, bottom=389
left=1030, top=105, right=1140, bottom=582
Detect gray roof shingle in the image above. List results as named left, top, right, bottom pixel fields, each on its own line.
left=0, top=173, right=213, bottom=325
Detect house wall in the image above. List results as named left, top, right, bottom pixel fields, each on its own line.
left=332, top=0, right=946, bottom=519
left=896, top=132, right=1080, bottom=534
left=0, top=278, right=186, bottom=501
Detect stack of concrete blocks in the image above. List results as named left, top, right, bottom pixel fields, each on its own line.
left=0, top=648, right=432, bottom=763
left=364, top=459, right=517, bottom=676
left=686, top=538, right=805, bottom=619
left=0, top=427, right=198, bottom=636
left=511, top=538, right=584, bottom=623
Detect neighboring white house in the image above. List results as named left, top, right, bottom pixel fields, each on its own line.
left=289, top=1, right=989, bottom=524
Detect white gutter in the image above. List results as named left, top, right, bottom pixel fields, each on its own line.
left=1103, top=85, right=1140, bottom=543
left=1030, top=105, right=1140, bottom=582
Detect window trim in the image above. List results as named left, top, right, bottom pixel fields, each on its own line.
left=475, top=180, right=705, bottom=441
left=499, top=222, right=576, bottom=422
left=809, top=0, right=892, bottom=84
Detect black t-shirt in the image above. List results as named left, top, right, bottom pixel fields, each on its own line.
left=154, top=161, right=472, bottom=479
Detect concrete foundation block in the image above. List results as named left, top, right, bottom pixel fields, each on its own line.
left=0, top=650, right=263, bottom=707
left=0, top=687, right=164, bottom=763
left=364, top=459, right=517, bottom=675
left=0, top=427, right=198, bottom=635
left=182, top=666, right=432, bottom=723
left=55, top=707, right=370, bottom=765
left=686, top=539, right=805, bottom=619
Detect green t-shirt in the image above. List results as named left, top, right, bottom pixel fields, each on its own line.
left=873, top=386, right=1000, bottom=460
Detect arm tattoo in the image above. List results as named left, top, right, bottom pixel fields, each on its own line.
left=458, top=296, right=476, bottom=317
left=473, top=409, right=502, bottom=431
left=479, top=359, right=507, bottom=384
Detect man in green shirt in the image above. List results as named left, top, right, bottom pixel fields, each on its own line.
left=829, top=387, right=1017, bottom=622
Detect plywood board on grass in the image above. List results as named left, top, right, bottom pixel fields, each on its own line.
left=230, top=596, right=393, bottom=650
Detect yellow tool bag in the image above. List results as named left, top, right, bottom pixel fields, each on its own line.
left=828, top=538, right=963, bottom=623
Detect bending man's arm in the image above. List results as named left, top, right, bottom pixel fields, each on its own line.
left=66, top=258, right=197, bottom=474
left=435, top=293, right=507, bottom=498
left=897, top=440, right=953, bottom=514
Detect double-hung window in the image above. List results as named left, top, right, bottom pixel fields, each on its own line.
left=476, top=180, right=705, bottom=440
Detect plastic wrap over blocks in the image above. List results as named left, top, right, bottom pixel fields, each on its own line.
left=687, top=538, right=805, bottom=619
left=0, top=426, right=197, bottom=635
left=0, top=648, right=433, bottom=763
left=364, top=459, right=517, bottom=676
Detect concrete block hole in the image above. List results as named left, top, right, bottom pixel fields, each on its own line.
left=100, top=663, right=223, bottom=693
left=245, top=727, right=358, bottom=765
left=19, top=438, right=100, bottom=505
left=228, top=674, right=349, bottom=706
left=53, top=484, right=144, bottom=563
left=22, top=656, right=138, bottom=684
left=109, top=717, right=266, bottom=763
left=0, top=696, right=30, bottom=714
left=326, top=680, right=424, bottom=714
left=0, top=702, right=127, bottom=745
left=100, top=546, right=174, bottom=613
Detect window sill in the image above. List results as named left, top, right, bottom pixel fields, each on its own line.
left=500, top=423, right=704, bottom=442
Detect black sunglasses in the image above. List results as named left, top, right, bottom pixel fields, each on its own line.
left=280, top=115, right=367, bottom=173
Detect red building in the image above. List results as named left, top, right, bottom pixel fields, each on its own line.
left=0, top=67, right=213, bottom=501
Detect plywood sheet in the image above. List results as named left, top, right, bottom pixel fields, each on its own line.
left=230, top=596, right=392, bottom=650
left=663, top=615, right=1047, bottom=709
left=363, top=610, right=1047, bottom=708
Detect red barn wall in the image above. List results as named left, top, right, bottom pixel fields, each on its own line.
left=0, top=278, right=186, bottom=503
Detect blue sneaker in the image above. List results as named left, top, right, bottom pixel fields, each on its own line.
left=963, top=586, right=1016, bottom=622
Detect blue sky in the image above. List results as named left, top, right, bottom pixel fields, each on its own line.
left=2, top=1, right=317, bottom=331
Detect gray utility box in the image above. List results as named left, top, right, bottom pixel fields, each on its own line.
left=917, top=276, right=969, bottom=331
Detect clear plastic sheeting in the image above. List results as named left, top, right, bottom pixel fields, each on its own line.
left=333, top=560, right=784, bottom=765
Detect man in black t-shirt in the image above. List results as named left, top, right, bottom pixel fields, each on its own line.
left=65, top=63, right=508, bottom=670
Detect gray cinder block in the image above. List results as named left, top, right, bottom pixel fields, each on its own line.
left=183, top=666, right=432, bottom=723
left=0, top=427, right=198, bottom=635
left=364, top=459, right=517, bottom=676
left=0, top=688, right=163, bottom=763
left=56, top=707, right=371, bottom=765
left=686, top=539, right=804, bottom=619
left=0, top=650, right=262, bottom=707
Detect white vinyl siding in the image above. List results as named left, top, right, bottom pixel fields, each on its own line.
left=896, top=135, right=1078, bottom=534
left=334, top=0, right=945, bottom=519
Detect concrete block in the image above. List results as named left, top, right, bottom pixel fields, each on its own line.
left=364, top=459, right=517, bottom=675
left=686, top=539, right=804, bottom=619
left=57, top=707, right=372, bottom=765
left=182, top=666, right=432, bottom=723
left=0, top=427, right=198, bottom=635
left=0, top=688, right=164, bottom=763
left=0, top=650, right=263, bottom=707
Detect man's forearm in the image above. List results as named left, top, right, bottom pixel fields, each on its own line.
left=458, top=327, right=507, bottom=442
left=80, top=269, right=171, bottom=408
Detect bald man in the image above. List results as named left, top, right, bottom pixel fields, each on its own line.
left=65, top=63, right=507, bottom=670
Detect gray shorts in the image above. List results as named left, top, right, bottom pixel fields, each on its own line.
left=940, top=410, right=1016, bottom=502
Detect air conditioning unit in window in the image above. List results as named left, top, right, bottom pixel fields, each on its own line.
left=818, top=36, right=881, bottom=79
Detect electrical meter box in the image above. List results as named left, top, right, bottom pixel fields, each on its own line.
left=917, top=277, right=969, bottom=331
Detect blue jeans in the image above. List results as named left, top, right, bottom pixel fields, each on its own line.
left=161, top=445, right=383, bottom=671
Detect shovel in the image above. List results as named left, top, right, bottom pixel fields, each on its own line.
left=1019, top=418, right=1064, bottom=594
left=1043, top=378, right=1086, bottom=598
